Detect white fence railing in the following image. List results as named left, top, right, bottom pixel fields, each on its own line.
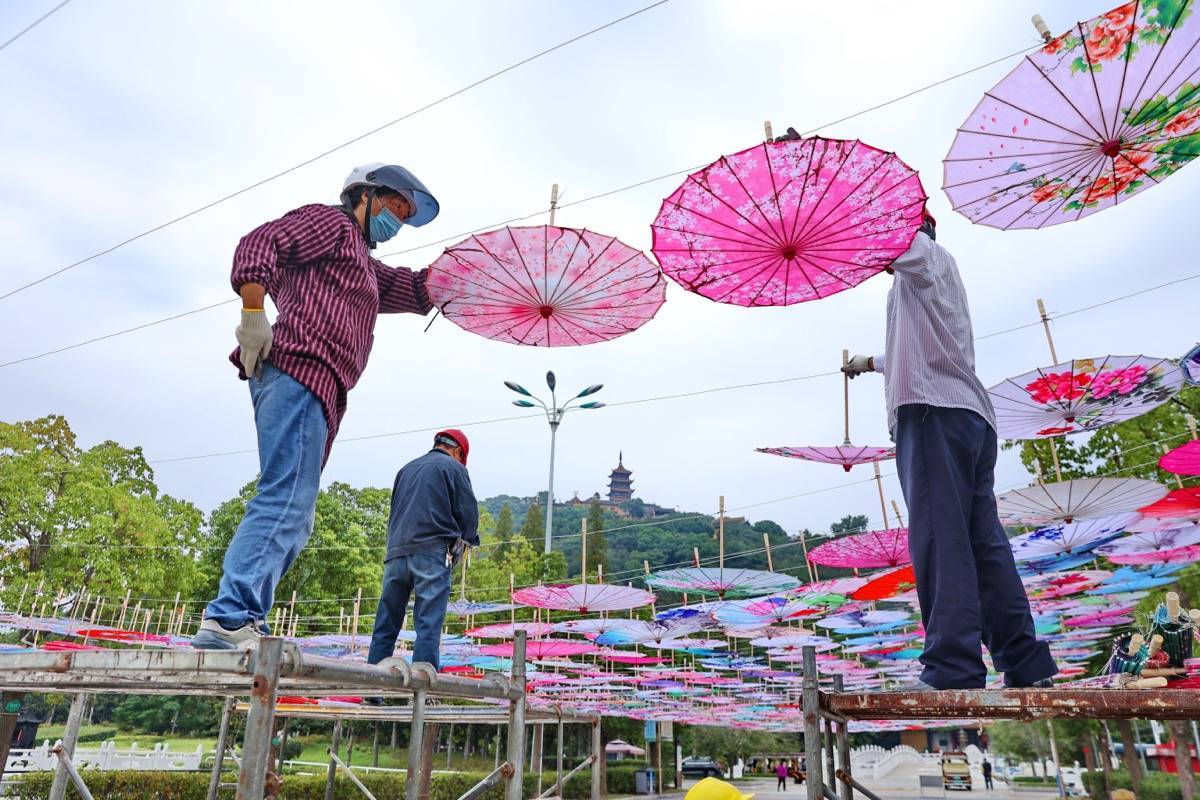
left=849, top=745, right=942, bottom=781
left=4, top=740, right=205, bottom=774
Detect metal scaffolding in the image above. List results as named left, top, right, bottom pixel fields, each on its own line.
left=0, top=631, right=605, bottom=800
left=799, top=645, right=1200, bottom=800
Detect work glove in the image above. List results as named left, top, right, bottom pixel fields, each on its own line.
left=236, top=309, right=273, bottom=379
left=842, top=354, right=874, bottom=379
left=450, top=538, right=469, bottom=567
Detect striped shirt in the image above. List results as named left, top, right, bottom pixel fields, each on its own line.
left=873, top=232, right=995, bottom=437
left=229, top=204, right=433, bottom=464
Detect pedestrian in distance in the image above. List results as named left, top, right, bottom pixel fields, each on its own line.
left=193, top=163, right=440, bottom=650
left=366, top=429, right=479, bottom=669
left=843, top=212, right=1058, bottom=691
left=776, top=760, right=788, bottom=791
left=982, top=759, right=994, bottom=790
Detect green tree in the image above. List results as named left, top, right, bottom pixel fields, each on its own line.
left=989, top=721, right=1050, bottom=776
left=0, top=415, right=204, bottom=602
left=112, top=695, right=223, bottom=736
left=584, top=499, right=608, bottom=578
left=198, top=481, right=389, bottom=629
left=830, top=514, right=869, bottom=535
left=519, top=504, right=544, bottom=547
left=492, top=503, right=516, bottom=557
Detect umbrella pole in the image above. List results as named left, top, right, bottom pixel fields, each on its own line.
left=718, top=496, right=725, bottom=572
left=763, top=533, right=775, bottom=572
left=873, top=462, right=891, bottom=529
left=549, top=183, right=559, bottom=226
left=644, top=561, right=656, bottom=618
left=581, top=519, right=588, bottom=585
left=1036, top=300, right=1066, bottom=482
left=764, top=120, right=774, bottom=142
left=799, top=532, right=818, bottom=582
left=1187, top=414, right=1198, bottom=440
left=891, top=500, right=905, bottom=528
left=843, top=349, right=851, bottom=446
left=1163, top=445, right=1185, bottom=489
left=1032, top=14, right=1054, bottom=43
left=510, top=574, right=516, bottom=628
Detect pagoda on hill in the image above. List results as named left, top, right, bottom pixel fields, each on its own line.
left=607, top=452, right=634, bottom=504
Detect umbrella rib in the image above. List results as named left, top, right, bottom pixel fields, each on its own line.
left=652, top=221, right=789, bottom=250
left=432, top=268, right=547, bottom=308
left=684, top=170, right=786, bottom=248
left=782, top=137, right=820, bottom=246
left=1078, top=21, right=1115, bottom=142
left=548, top=250, right=654, bottom=308
left=1108, top=1, right=1143, bottom=141
left=508, top=226, right=548, bottom=306
left=441, top=247, right=544, bottom=307
left=795, top=200, right=929, bottom=251
left=1072, top=155, right=1114, bottom=222
left=791, top=149, right=893, bottom=249
left=1114, top=0, right=1195, bottom=141
left=760, top=140, right=801, bottom=248
left=942, top=137, right=1112, bottom=159
left=793, top=140, right=860, bottom=245
left=981, top=87, right=1101, bottom=145
left=948, top=148, right=1099, bottom=211
left=1123, top=62, right=1200, bottom=140
left=466, top=234, right=547, bottom=309
left=724, top=147, right=790, bottom=251
left=1032, top=152, right=1111, bottom=228
left=794, top=167, right=921, bottom=251
left=656, top=197, right=783, bottom=250
left=942, top=148, right=1113, bottom=191
left=542, top=227, right=597, bottom=310
left=977, top=151, right=1105, bottom=227
left=684, top=250, right=786, bottom=292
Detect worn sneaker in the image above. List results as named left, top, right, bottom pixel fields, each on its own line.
left=192, top=618, right=264, bottom=650
left=890, top=679, right=940, bottom=692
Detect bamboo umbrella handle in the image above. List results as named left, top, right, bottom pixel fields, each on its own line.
left=842, top=349, right=851, bottom=445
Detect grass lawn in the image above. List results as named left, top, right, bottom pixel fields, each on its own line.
left=29, top=724, right=215, bottom=753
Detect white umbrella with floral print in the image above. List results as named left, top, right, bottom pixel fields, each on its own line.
left=988, top=356, right=1183, bottom=440
left=944, top=0, right=1200, bottom=229
left=996, top=477, right=1168, bottom=525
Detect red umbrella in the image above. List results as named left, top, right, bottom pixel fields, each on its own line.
left=851, top=566, right=917, bottom=601
left=426, top=225, right=665, bottom=346
left=652, top=135, right=926, bottom=306
left=1138, top=487, right=1200, bottom=519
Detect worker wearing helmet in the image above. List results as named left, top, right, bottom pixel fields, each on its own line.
left=685, top=778, right=755, bottom=800
left=366, top=430, right=479, bottom=669
left=193, top=163, right=440, bottom=650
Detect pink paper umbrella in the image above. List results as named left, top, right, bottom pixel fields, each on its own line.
left=512, top=583, right=655, bottom=614
left=989, top=356, right=1183, bottom=439
left=465, top=621, right=556, bottom=639
left=756, top=445, right=896, bottom=473
left=945, top=1, right=1200, bottom=230
left=1160, top=440, right=1200, bottom=476
left=808, top=528, right=910, bottom=569
left=1138, top=487, right=1200, bottom=519
left=426, top=225, right=665, bottom=346
left=651, top=135, right=926, bottom=306
left=478, top=639, right=597, bottom=659
left=1095, top=525, right=1200, bottom=560
left=1101, top=543, right=1200, bottom=565
left=643, top=567, right=800, bottom=599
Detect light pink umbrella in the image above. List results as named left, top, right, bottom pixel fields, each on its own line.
left=465, top=621, right=556, bottom=639
left=651, top=135, right=927, bottom=306
left=1159, top=440, right=1200, bottom=476
left=755, top=445, right=896, bottom=473
left=807, top=528, right=910, bottom=569
left=426, top=225, right=665, bottom=346
left=945, top=1, right=1200, bottom=229
left=1095, top=525, right=1200, bottom=560
left=512, top=583, right=655, bottom=614
left=478, top=639, right=598, bottom=659
left=643, top=567, right=800, bottom=599
left=1102, top=543, right=1200, bottom=565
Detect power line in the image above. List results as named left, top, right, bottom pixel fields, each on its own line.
left=0, top=0, right=671, bottom=303
left=0, top=0, right=72, bottom=52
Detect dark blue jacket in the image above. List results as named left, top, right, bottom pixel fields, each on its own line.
left=384, top=449, right=479, bottom=561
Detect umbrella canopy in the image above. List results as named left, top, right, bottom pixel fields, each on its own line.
left=851, top=566, right=917, bottom=601
left=1101, top=542, right=1200, bottom=565
left=807, top=528, right=910, bottom=569
left=944, top=1, right=1200, bottom=229
left=606, top=740, right=646, bottom=756
left=1094, top=524, right=1200, bottom=558
left=712, top=595, right=822, bottom=626
left=815, top=609, right=912, bottom=632
left=755, top=444, right=896, bottom=472
left=511, top=583, right=655, bottom=614
left=995, top=477, right=1167, bottom=524
left=989, top=356, right=1183, bottom=439
left=1160, top=440, right=1200, bottom=476
left=651, top=135, right=927, bottom=306
left=1008, top=513, right=1139, bottom=560
left=593, top=619, right=710, bottom=647
left=1023, top=570, right=1111, bottom=600
left=465, top=621, right=556, bottom=639
left=1183, top=343, right=1200, bottom=386
left=478, top=639, right=598, bottom=659
left=445, top=600, right=517, bottom=617
left=643, top=567, right=800, bottom=599
left=1137, top=486, right=1200, bottom=519
left=426, top=225, right=665, bottom=346
left=1016, top=552, right=1099, bottom=576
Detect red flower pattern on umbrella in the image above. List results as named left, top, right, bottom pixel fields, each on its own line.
left=1026, top=371, right=1092, bottom=404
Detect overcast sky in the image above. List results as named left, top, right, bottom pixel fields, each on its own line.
left=2, top=0, right=1197, bottom=546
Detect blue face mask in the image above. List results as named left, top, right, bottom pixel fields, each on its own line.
left=369, top=206, right=403, bottom=243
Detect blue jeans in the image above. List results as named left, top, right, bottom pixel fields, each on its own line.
left=204, top=364, right=327, bottom=630
left=367, top=548, right=453, bottom=668
left=895, top=404, right=1057, bottom=689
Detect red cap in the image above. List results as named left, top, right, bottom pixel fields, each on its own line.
left=436, top=429, right=469, bottom=465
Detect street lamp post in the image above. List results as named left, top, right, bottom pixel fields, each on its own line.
left=505, top=371, right=604, bottom=554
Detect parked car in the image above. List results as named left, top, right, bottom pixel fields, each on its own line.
left=942, top=752, right=973, bottom=791
left=681, top=757, right=724, bottom=778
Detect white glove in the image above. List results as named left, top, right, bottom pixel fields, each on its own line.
left=842, top=354, right=874, bottom=379
left=236, top=309, right=273, bottom=378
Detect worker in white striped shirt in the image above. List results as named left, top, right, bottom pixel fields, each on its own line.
left=844, top=212, right=1058, bottom=691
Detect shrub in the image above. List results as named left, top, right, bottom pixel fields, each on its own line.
left=1081, top=770, right=1184, bottom=800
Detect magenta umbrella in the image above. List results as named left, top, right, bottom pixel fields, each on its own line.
left=512, top=583, right=655, bottom=614
left=426, top=225, right=665, bottom=346
left=807, top=528, right=910, bottom=569
left=651, top=135, right=927, bottom=306
left=1101, top=543, right=1200, bottom=565
left=755, top=445, right=895, bottom=473
left=945, top=1, right=1200, bottom=229
left=478, top=639, right=597, bottom=659
left=465, top=621, right=556, bottom=639
left=1160, top=440, right=1200, bottom=476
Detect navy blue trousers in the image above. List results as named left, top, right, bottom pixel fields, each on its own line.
left=895, top=404, right=1057, bottom=689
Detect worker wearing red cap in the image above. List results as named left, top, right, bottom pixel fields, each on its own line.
left=366, top=429, right=478, bottom=669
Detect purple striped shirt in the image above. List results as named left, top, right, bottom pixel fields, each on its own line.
left=229, top=204, right=433, bottom=464
left=873, top=232, right=996, bottom=438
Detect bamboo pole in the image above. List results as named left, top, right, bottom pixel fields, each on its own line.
left=549, top=184, right=560, bottom=226
left=873, top=462, right=891, bottom=529
left=764, top=120, right=774, bottom=142
left=1187, top=414, right=1198, bottom=440
left=799, top=532, right=816, bottom=583
left=581, top=518, right=588, bottom=585
left=891, top=500, right=906, bottom=528
left=1036, top=299, right=1065, bottom=482
left=351, top=587, right=363, bottom=654
left=718, top=496, right=726, bottom=574
left=763, top=533, right=775, bottom=572
left=117, top=590, right=131, bottom=630
left=842, top=349, right=851, bottom=445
